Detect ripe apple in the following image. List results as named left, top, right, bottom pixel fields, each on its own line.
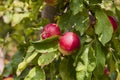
left=104, top=64, right=110, bottom=75
left=104, top=67, right=110, bottom=75
left=108, top=16, right=118, bottom=32
left=41, top=23, right=61, bottom=39
left=59, top=32, right=80, bottom=55
left=44, top=0, right=57, bottom=6
left=3, top=75, right=13, bottom=80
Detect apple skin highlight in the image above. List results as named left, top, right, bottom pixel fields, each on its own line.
left=59, top=32, right=80, bottom=55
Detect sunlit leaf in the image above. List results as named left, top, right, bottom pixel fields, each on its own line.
left=3, top=12, right=13, bottom=24
left=12, top=12, right=29, bottom=26
left=38, top=51, right=57, bottom=67
left=16, top=51, right=38, bottom=76
left=95, top=8, right=113, bottom=45
left=32, top=36, right=59, bottom=53
left=116, top=72, right=120, bottom=80
left=76, top=45, right=96, bottom=80
left=24, top=66, right=46, bottom=80
left=70, top=0, right=83, bottom=15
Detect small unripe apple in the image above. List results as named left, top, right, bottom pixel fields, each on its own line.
left=104, top=67, right=110, bottom=75
left=59, top=32, right=80, bottom=55
left=44, top=0, right=57, bottom=6
left=41, top=23, right=61, bottom=39
left=108, top=16, right=118, bottom=32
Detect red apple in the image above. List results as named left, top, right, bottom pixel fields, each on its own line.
left=59, top=32, right=80, bottom=55
left=41, top=23, right=61, bottom=39
left=3, top=75, right=13, bottom=80
left=104, top=67, right=110, bottom=75
left=104, top=64, right=110, bottom=75
left=108, top=16, right=118, bottom=32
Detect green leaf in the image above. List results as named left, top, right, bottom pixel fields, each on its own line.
left=24, top=51, right=38, bottom=63
left=12, top=12, right=29, bottom=26
left=30, top=0, right=43, bottom=20
left=49, top=62, right=60, bottom=80
left=101, top=75, right=110, bottom=80
left=24, top=66, right=46, bottom=80
left=12, top=33, right=25, bottom=43
left=112, top=37, right=120, bottom=55
left=70, top=0, right=83, bottom=15
left=32, top=36, right=59, bottom=53
left=0, top=38, right=4, bottom=43
left=24, top=28, right=34, bottom=36
left=114, top=0, right=120, bottom=11
left=16, top=51, right=38, bottom=76
left=14, top=67, right=31, bottom=80
left=3, top=11, right=13, bottom=24
left=6, top=0, right=13, bottom=7
left=59, top=58, right=76, bottom=80
left=38, top=51, right=57, bottom=67
left=0, top=6, right=6, bottom=11
left=2, top=62, right=12, bottom=77
left=93, top=41, right=106, bottom=78
left=11, top=51, right=24, bottom=71
left=115, top=8, right=120, bottom=28
left=58, top=11, right=89, bottom=34
left=109, top=53, right=116, bottom=73
left=76, top=45, right=96, bottom=80
left=89, top=0, right=102, bottom=4
left=95, top=8, right=113, bottom=45
left=116, top=72, right=120, bottom=80
left=18, top=67, right=30, bottom=80
left=27, top=46, right=35, bottom=53
left=16, top=62, right=27, bottom=76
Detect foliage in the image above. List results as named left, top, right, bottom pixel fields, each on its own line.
left=0, top=0, right=120, bottom=80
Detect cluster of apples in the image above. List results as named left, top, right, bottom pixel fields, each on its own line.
left=41, top=23, right=80, bottom=55
left=41, top=15, right=118, bottom=55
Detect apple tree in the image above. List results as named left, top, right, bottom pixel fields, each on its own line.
left=0, top=0, right=120, bottom=80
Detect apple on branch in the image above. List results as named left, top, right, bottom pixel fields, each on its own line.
left=59, top=32, right=80, bottom=55
left=41, top=23, right=61, bottom=39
